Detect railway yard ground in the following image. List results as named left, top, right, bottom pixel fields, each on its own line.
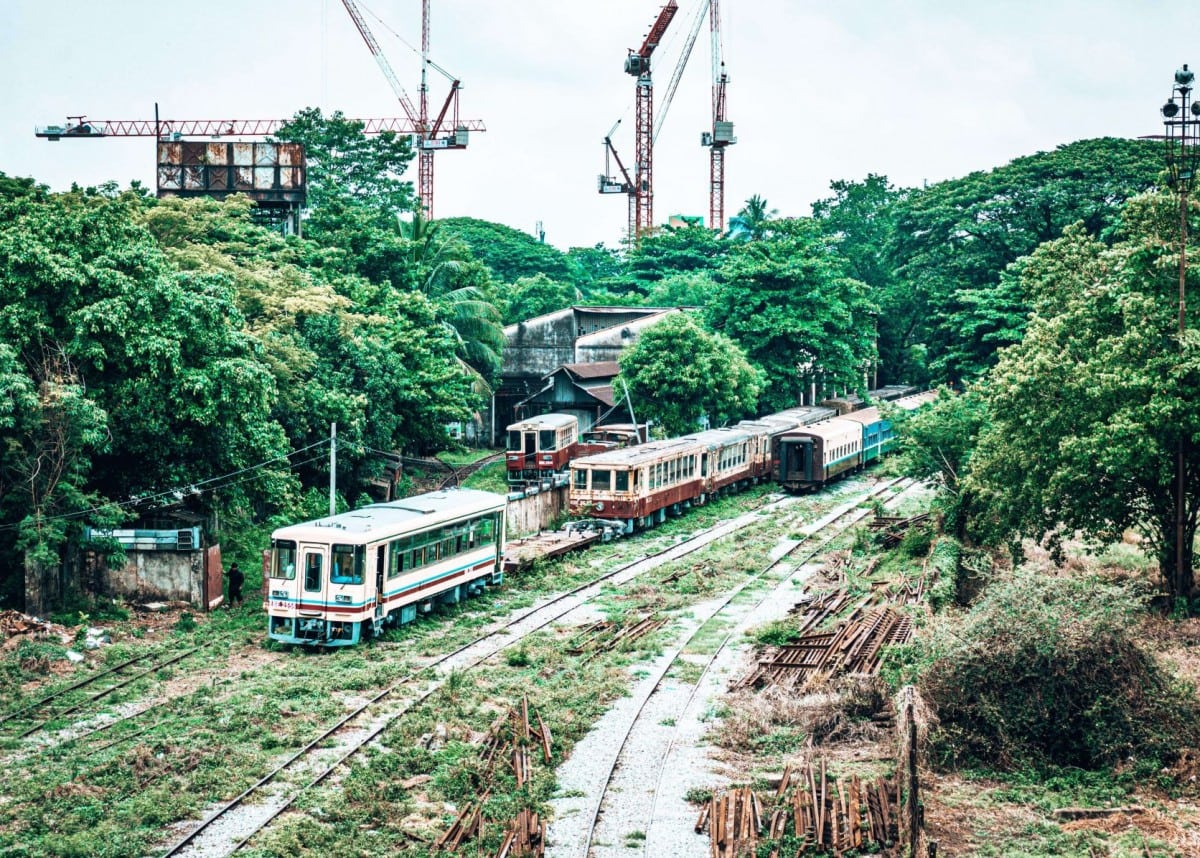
left=2, top=475, right=1200, bottom=857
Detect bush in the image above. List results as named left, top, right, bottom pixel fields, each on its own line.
left=907, top=571, right=1200, bottom=770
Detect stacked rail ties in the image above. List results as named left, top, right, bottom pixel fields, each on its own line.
left=698, top=763, right=901, bottom=857
left=435, top=696, right=551, bottom=857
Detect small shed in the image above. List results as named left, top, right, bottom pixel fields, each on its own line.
left=84, top=513, right=224, bottom=610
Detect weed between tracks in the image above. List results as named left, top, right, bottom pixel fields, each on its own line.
left=0, top=480, right=875, bottom=857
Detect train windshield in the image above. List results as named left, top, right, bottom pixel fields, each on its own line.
left=539, top=430, right=557, bottom=450
left=331, top=544, right=364, bottom=584
left=507, top=430, right=521, bottom=451
left=270, top=540, right=297, bottom=580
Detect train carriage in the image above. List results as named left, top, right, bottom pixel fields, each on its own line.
left=569, top=437, right=703, bottom=532
left=777, top=417, right=864, bottom=492
left=506, top=413, right=579, bottom=484
left=265, top=488, right=506, bottom=646
left=839, top=406, right=893, bottom=463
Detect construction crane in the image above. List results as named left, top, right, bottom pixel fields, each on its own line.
left=34, top=115, right=463, bottom=140
left=599, top=1, right=679, bottom=241
left=340, top=0, right=483, bottom=219
left=701, top=0, right=735, bottom=233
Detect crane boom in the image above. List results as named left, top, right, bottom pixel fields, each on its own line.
left=339, top=0, right=483, bottom=219
left=35, top=116, right=484, bottom=140
left=340, top=0, right=421, bottom=126
left=655, top=0, right=710, bottom=143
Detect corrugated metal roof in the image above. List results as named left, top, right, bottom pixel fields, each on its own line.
left=560, top=361, right=620, bottom=380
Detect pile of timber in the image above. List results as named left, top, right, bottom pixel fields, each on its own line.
left=736, top=606, right=913, bottom=691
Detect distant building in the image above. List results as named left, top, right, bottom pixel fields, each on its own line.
left=493, top=306, right=687, bottom=442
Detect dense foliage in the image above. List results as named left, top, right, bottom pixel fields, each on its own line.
left=900, top=573, right=1200, bottom=769
left=617, top=313, right=762, bottom=436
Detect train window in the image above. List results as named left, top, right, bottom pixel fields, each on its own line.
left=507, top=430, right=521, bottom=451
left=441, top=538, right=455, bottom=560
left=615, top=471, right=629, bottom=491
left=388, top=543, right=403, bottom=578
left=271, top=540, right=297, bottom=579
left=331, top=544, right=363, bottom=584
left=574, top=469, right=587, bottom=489
left=412, top=546, right=427, bottom=568
left=540, top=430, right=556, bottom=450
left=479, top=517, right=494, bottom=542
left=304, top=553, right=322, bottom=592
left=593, top=470, right=611, bottom=490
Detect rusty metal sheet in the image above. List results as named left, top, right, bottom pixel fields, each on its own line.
left=279, top=166, right=301, bottom=188
left=234, top=166, right=254, bottom=189
left=208, top=167, right=230, bottom=190
left=254, top=142, right=277, bottom=166
left=157, top=166, right=182, bottom=190
left=181, top=141, right=206, bottom=163
left=277, top=142, right=302, bottom=166
left=253, top=166, right=276, bottom=189
left=183, top=166, right=206, bottom=190
left=206, top=142, right=228, bottom=165
left=158, top=141, right=183, bottom=165
left=232, top=142, right=254, bottom=166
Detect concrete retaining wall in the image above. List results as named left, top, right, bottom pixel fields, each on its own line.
left=99, top=551, right=205, bottom=604
left=506, top=486, right=568, bottom=538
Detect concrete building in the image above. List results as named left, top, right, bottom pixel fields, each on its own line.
left=493, top=306, right=685, bottom=442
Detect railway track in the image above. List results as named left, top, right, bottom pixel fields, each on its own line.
left=547, top=477, right=913, bottom=858
left=157, top=485, right=810, bottom=856
left=0, top=645, right=201, bottom=741
left=439, top=451, right=504, bottom=488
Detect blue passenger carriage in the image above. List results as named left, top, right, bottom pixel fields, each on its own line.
left=265, top=488, right=506, bottom=646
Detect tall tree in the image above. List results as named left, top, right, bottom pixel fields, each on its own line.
left=966, top=197, right=1200, bottom=597
left=706, top=219, right=875, bottom=411
left=729, top=194, right=778, bottom=241
left=888, top=137, right=1161, bottom=382
left=618, top=313, right=761, bottom=437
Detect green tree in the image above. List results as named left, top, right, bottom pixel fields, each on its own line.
left=966, top=198, right=1200, bottom=597
left=503, top=273, right=578, bottom=325
left=618, top=313, right=761, bottom=436
left=729, top=194, right=778, bottom=240
left=273, top=107, right=416, bottom=220
left=438, top=217, right=570, bottom=283
left=889, top=137, right=1162, bottom=382
left=566, top=244, right=625, bottom=298
left=706, top=219, right=875, bottom=411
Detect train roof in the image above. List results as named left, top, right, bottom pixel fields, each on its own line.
left=506, top=413, right=578, bottom=432
left=271, top=488, right=506, bottom=544
left=572, top=436, right=698, bottom=468
left=891, top=390, right=939, bottom=410
left=771, top=406, right=838, bottom=425
left=781, top=417, right=862, bottom=444
left=838, top=406, right=885, bottom=427
left=677, top=425, right=756, bottom=449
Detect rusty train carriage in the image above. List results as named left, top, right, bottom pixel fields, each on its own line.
left=265, top=488, right=506, bottom=646
left=505, top=413, right=580, bottom=484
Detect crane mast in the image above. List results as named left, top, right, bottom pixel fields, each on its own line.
left=340, top=0, right=481, bottom=219
left=702, top=0, right=735, bottom=233
left=601, top=1, right=678, bottom=241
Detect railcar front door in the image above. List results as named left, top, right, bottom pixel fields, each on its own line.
left=298, top=544, right=328, bottom=642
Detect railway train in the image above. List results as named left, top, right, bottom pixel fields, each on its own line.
left=505, top=413, right=641, bottom=485
left=568, top=391, right=937, bottom=533
left=264, top=488, right=506, bottom=646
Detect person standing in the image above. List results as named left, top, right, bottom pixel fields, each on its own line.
left=227, top=562, right=244, bottom=608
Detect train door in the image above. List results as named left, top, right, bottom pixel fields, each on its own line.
left=524, top=431, right=536, bottom=458
left=299, top=542, right=327, bottom=618
left=374, top=546, right=385, bottom=618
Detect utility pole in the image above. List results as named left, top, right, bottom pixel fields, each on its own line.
left=1159, top=64, right=1200, bottom=599
left=330, top=422, right=338, bottom=517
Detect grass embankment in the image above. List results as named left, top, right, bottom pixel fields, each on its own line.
left=0, top=480, right=815, bottom=857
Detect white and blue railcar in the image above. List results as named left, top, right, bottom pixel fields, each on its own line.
left=265, top=488, right=506, bottom=646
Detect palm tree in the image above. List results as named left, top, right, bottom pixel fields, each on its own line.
left=729, top=194, right=778, bottom=241
left=397, top=213, right=504, bottom=391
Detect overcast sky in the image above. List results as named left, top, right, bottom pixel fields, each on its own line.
left=0, top=1, right=1192, bottom=250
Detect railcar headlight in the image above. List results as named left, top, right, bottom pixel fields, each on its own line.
left=334, top=594, right=352, bottom=604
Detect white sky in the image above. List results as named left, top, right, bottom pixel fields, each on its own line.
left=0, top=1, right=1192, bottom=251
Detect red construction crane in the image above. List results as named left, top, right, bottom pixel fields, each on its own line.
left=599, top=1, right=679, bottom=240
left=340, top=0, right=484, bottom=219
left=34, top=115, right=472, bottom=139
left=701, top=0, right=735, bottom=233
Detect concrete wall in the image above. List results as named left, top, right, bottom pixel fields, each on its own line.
left=99, top=551, right=205, bottom=604
left=506, top=486, right=568, bottom=538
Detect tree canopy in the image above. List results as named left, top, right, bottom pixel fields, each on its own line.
left=618, top=313, right=761, bottom=437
